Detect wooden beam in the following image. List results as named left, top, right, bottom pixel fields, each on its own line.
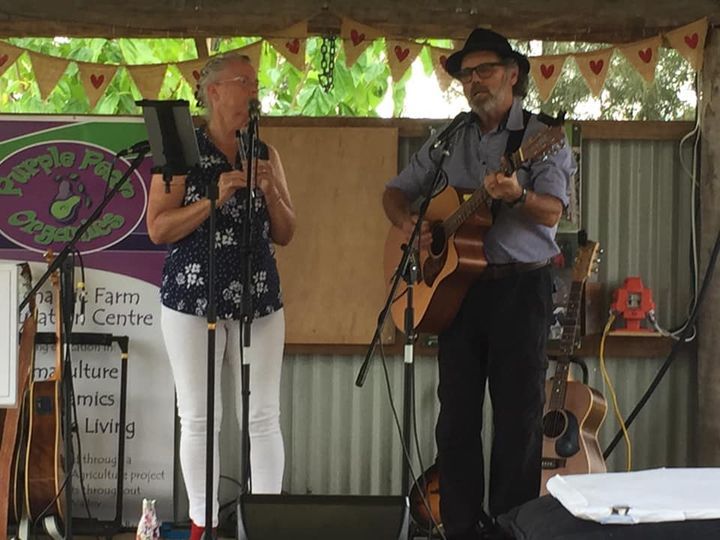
left=0, top=1, right=717, bottom=42
left=194, top=37, right=209, bottom=59
left=697, top=26, right=720, bottom=466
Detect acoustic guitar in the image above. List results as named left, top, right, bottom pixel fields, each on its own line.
left=383, top=124, right=566, bottom=334
left=24, top=251, right=65, bottom=522
left=540, top=238, right=607, bottom=494
left=0, top=264, right=36, bottom=536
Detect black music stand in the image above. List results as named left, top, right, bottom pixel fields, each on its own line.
left=136, top=99, right=200, bottom=191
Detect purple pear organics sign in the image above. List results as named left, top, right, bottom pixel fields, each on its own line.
left=0, top=141, right=147, bottom=254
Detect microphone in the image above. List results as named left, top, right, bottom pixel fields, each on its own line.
left=116, top=140, right=151, bottom=157
left=248, top=99, right=261, bottom=121
left=431, top=111, right=472, bottom=149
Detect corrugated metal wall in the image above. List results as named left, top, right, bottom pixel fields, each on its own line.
left=202, top=130, right=699, bottom=518
left=581, top=137, right=696, bottom=473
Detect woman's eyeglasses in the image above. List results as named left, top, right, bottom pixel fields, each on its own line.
left=455, top=62, right=506, bottom=83
left=215, top=75, right=258, bottom=87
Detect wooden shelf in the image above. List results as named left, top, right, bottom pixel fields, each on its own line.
left=547, top=332, right=677, bottom=358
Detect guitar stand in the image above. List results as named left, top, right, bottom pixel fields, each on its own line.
left=32, top=331, right=130, bottom=540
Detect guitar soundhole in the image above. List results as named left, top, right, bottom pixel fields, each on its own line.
left=543, top=410, right=567, bottom=438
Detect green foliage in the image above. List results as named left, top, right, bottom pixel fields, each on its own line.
left=0, top=36, right=698, bottom=120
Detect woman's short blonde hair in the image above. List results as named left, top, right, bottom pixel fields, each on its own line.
left=194, top=52, right=252, bottom=113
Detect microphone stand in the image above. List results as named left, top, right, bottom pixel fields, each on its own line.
left=202, top=153, right=220, bottom=540
left=18, top=149, right=149, bottom=540
left=355, top=125, right=459, bottom=540
left=236, top=109, right=258, bottom=540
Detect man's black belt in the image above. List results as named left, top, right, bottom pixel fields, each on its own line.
left=479, top=259, right=550, bottom=280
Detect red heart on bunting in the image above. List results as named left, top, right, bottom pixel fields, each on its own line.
left=192, top=70, right=201, bottom=80
left=439, top=55, right=448, bottom=68
left=394, top=46, right=410, bottom=62
left=350, top=29, right=365, bottom=46
left=90, top=74, right=105, bottom=89
left=286, top=39, right=300, bottom=55
left=684, top=33, right=699, bottom=49
left=0, top=54, right=8, bottom=68
left=589, top=59, right=604, bottom=75
left=638, top=48, right=652, bottom=63
left=540, top=64, right=554, bottom=79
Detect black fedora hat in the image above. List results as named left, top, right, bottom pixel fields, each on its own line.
left=445, top=28, right=529, bottom=78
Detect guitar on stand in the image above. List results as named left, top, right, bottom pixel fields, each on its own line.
left=540, top=238, right=607, bottom=494
left=23, top=251, right=65, bottom=530
left=1, top=264, right=36, bottom=539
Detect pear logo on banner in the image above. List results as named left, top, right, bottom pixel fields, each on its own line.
left=27, top=52, right=70, bottom=100
left=77, top=62, right=118, bottom=109
left=0, top=43, right=23, bottom=79
left=530, top=55, right=567, bottom=102
left=267, top=21, right=308, bottom=72
left=127, top=64, right=168, bottom=100
left=341, top=17, right=382, bottom=67
left=618, top=36, right=662, bottom=83
left=429, top=46, right=455, bottom=92
left=386, top=40, right=422, bottom=82
left=574, top=48, right=613, bottom=97
left=665, top=18, right=708, bottom=71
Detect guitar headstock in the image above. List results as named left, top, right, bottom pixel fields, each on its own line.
left=43, top=249, right=60, bottom=288
left=572, top=240, right=601, bottom=282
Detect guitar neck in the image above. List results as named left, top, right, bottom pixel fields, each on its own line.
left=442, top=148, right=523, bottom=237
left=548, top=280, right=585, bottom=410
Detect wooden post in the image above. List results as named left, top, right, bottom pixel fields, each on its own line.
left=698, top=25, right=720, bottom=466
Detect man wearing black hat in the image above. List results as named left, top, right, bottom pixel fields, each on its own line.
left=383, top=28, right=576, bottom=540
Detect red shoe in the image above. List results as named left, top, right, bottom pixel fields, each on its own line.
left=189, top=521, right=217, bottom=540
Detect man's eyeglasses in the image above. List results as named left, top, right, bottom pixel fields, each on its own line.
left=455, top=62, right=506, bottom=83
left=215, top=75, right=258, bottom=87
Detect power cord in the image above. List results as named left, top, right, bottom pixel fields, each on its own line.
left=604, top=223, right=720, bottom=460
left=598, top=312, right=632, bottom=471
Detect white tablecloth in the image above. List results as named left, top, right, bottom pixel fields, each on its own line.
left=546, top=468, right=720, bottom=524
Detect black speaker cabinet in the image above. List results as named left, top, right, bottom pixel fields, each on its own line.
left=236, top=494, right=409, bottom=540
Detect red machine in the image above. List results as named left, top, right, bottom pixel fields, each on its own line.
left=611, top=277, right=656, bottom=332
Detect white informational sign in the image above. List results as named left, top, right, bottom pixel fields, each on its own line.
left=26, top=266, right=174, bottom=525
left=0, top=116, right=175, bottom=525
left=0, top=261, right=18, bottom=407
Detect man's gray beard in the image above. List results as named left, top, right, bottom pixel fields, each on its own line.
left=470, top=94, right=498, bottom=116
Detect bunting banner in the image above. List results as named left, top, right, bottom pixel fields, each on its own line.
left=573, top=47, right=614, bottom=97
left=530, top=54, right=568, bottom=102
left=175, top=58, right=206, bottom=92
left=267, top=36, right=306, bottom=72
left=428, top=46, right=455, bottom=92
left=0, top=42, right=23, bottom=79
left=27, top=51, right=69, bottom=100
left=127, top=64, right=168, bottom=99
left=266, top=21, right=308, bottom=72
left=239, top=40, right=263, bottom=70
left=665, top=17, right=708, bottom=72
left=77, top=62, right=118, bottom=109
left=386, top=39, right=423, bottom=82
left=618, top=35, right=662, bottom=83
left=341, top=17, right=382, bottom=67
left=0, top=17, right=709, bottom=106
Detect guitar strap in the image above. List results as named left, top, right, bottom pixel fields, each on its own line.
left=491, top=109, right=532, bottom=219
